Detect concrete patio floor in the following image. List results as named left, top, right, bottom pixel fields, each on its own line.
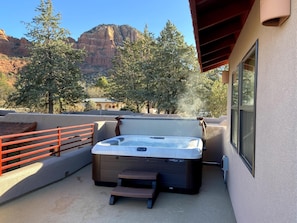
left=0, top=164, right=236, bottom=223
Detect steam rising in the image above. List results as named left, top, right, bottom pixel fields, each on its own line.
left=177, top=73, right=205, bottom=117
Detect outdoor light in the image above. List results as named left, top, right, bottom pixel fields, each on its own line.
left=222, top=71, right=229, bottom=84
left=260, top=0, right=291, bottom=26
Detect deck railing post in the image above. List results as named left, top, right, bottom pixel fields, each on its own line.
left=91, top=123, right=95, bottom=146
left=57, top=128, right=61, bottom=157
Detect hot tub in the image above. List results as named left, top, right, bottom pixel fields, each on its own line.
left=92, top=135, right=203, bottom=194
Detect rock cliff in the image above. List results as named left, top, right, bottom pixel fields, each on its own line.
left=0, top=25, right=141, bottom=83
left=76, top=24, right=141, bottom=82
left=0, top=29, right=30, bottom=75
left=0, top=29, right=30, bottom=57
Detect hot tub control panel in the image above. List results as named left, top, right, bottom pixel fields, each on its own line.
left=137, top=147, right=147, bottom=152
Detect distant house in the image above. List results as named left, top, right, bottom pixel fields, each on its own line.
left=189, top=0, right=296, bottom=222
left=84, top=98, right=123, bottom=110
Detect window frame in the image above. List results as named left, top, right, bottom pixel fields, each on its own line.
left=230, top=40, right=258, bottom=176
left=231, top=67, right=239, bottom=150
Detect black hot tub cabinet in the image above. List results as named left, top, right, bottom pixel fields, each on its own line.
left=92, top=135, right=203, bottom=194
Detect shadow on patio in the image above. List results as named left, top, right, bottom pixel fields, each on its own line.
left=0, top=163, right=236, bottom=223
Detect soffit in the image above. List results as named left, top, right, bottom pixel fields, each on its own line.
left=189, top=0, right=255, bottom=72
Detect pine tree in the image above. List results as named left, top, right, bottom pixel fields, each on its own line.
left=207, top=79, right=227, bottom=117
left=154, top=20, right=197, bottom=114
left=109, top=25, right=156, bottom=113
left=0, top=73, right=14, bottom=106
left=9, top=0, right=86, bottom=113
left=108, top=21, right=199, bottom=114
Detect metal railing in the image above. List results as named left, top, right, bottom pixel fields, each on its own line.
left=0, top=123, right=95, bottom=176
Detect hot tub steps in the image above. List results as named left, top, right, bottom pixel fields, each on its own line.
left=110, top=186, right=157, bottom=208
left=109, top=170, right=159, bottom=209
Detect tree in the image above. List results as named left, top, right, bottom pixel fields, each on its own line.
left=84, top=100, right=97, bottom=111
left=8, top=0, right=86, bottom=113
left=108, top=20, right=227, bottom=116
left=196, top=68, right=227, bottom=117
left=154, top=20, right=197, bottom=114
left=208, top=80, right=227, bottom=117
left=177, top=65, right=228, bottom=117
left=177, top=73, right=204, bottom=117
left=96, top=76, right=109, bottom=89
left=109, top=21, right=198, bottom=114
left=108, top=26, right=156, bottom=113
left=0, top=73, right=15, bottom=106
left=134, top=26, right=158, bottom=113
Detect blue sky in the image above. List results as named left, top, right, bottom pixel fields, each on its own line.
left=0, top=0, right=196, bottom=46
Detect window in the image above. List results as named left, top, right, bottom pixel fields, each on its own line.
left=231, top=68, right=239, bottom=149
left=231, top=41, right=258, bottom=175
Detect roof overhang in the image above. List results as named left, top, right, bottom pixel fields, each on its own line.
left=189, top=0, right=255, bottom=72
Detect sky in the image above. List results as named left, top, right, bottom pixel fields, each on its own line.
left=0, top=0, right=196, bottom=46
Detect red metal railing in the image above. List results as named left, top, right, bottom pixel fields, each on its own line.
left=0, top=123, right=95, bottom=176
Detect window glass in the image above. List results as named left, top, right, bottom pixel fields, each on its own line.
left=239, top=45, right=256, bottom=172
left=232, top=70, right=239, bottom=106
left=231, top=69, right=239, bottom=149
left=240, top=110, right=254, bottom=169
left=230, top=41, right=257, bottom=175
left=241, top=51, right=255, bottom=106
left=231, top=109, right=238, bottom=148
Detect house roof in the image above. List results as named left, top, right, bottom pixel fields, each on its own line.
left=189, top=0, right=255, bottom=72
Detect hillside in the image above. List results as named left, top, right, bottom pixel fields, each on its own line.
left=0, top=24, right=141, bottom=84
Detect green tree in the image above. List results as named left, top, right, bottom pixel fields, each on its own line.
left=108, top=40, right=143, bottom=112
left=8, top=0, right=86, bottom=113
left=177, top=65, right=228, bottom=117
left=109, top=26, right=156, bottom=113
left=177, top=72, right=204, bottom=116
left=84, top=100, right=97, bottom=111
left=109, top=21, right=199, bottom=114
left=207, top=80, right=227, bottom=117
left=96, top=76, right=109, bottom=89
left=0, top=73, right=15, bottom=106
left=108, top=20, right=227, bottom=117
left=136, top=26, right=158, bottom=113
left=154, top=20, right=197, bottom=114
left=196, top=67, right=227, bottom=117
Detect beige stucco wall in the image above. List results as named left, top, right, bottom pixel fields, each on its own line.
left=224, top=0, right=297, bottom=222
left=203, top=117, right=227, bottom=163
left=1, top=113, right=118, bottom=142
left=2, top=113, right=115, bottom=129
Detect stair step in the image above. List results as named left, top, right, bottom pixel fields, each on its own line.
left=111, top=186, right=156, bottom=198
left=118, top=170, right=158, bottom=180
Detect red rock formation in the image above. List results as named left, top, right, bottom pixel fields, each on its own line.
left=77, top=24, right=141, bottom=75
left=0, top=29, right=30, bottom=57
left=0, top=29, right=8, bottom=41
left=0, top=25, right=141, bottom=81
left=0, top=55, right=28, bottom=75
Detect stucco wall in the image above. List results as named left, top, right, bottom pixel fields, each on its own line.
left=225, top=0, right=297, bottom=222
left=2, top=113, right=116, bottom=130
left=203, top=117, right=227, bottom=163
left=1, top=113, right=117, bottom=140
